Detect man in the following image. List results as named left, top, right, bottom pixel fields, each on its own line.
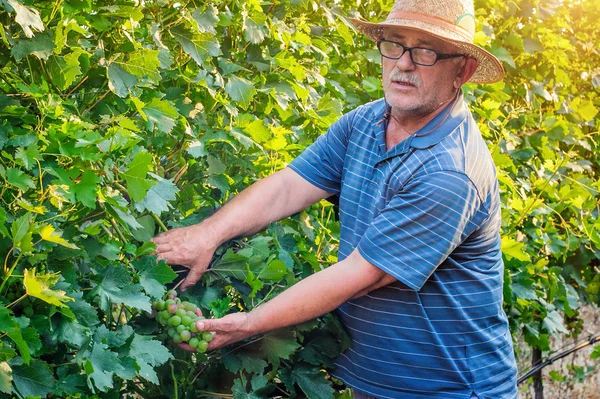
left=152, top=0, right=518, bottom=397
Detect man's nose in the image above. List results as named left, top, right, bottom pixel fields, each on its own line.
left=395, top=51, right=416, bottom=71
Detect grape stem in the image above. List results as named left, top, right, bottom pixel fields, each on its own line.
left=170, top=360, right=178, bottom=399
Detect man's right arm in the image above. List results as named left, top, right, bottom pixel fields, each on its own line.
left=152, top=167, right=332, bottom=291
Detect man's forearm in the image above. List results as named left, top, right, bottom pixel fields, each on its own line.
left=246, top=249, right=394, bottom=336
left=201, top=167, right=330, bottom=248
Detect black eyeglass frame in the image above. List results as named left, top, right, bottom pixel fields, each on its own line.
left=377, top=39, right=465, bottom=66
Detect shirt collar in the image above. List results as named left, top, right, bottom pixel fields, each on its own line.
left=373, top=92, right=469, bottom=153
left=409, top=92, right=468, bottom=149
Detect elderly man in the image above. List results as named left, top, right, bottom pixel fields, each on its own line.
left=152, top=0, right=518, bottom=397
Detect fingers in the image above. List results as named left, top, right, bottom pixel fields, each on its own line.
left=178, top=342, right=195, bottom=352
left=180, top=267, right=205, bottom=291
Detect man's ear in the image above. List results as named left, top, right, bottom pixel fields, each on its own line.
left=454, top=57, right=478, bottom=88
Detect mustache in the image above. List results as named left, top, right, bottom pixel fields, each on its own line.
left=388, top=71, right=421, bottom=87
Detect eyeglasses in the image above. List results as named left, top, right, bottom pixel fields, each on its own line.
left=377, top=40, right=465, bottom=66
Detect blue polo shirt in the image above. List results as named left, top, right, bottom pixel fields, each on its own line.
left=288, top=96, right=518, bottom=399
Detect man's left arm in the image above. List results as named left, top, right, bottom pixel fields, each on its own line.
left=188, top=249, right=394, bottom=351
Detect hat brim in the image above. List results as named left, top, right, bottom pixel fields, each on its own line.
left=350, top=18, right=504, bottom=84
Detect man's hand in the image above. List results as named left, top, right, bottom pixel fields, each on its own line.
left=151, top=223, right=218, bottom=291
left=178, top=312, right=253, bottom=352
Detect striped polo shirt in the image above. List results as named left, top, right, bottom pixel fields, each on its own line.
left=288, top=96, right=518, bottom=399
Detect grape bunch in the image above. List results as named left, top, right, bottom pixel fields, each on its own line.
left=153, top=290, right=213, bottom=352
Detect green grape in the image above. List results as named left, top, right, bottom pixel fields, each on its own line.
left=202, top=332, right=213, bottom=342
left=196, top=340, right=209, bottom=353
left=186, top=310, right=196, bottom=318
left=167, top=327, right=176, bottom=337
left=176, top=324, right=187, bottom=333
left=190, top=321, right=198, bottom=333
left=176, top=308, right=187, bottom=318
left=188, top=337, right=200, bottom=349
left=167, top=289, right=177, bottom=299
left=172, top=334, right=182, bottom=344
left=168, top=315, right=181, bottom=326
left=165, top=299, right=175, bottom=306
left=179, top=330, right=191, bottom=342
left=155, top=301, right=166, bottom=311
left=23, top=307, right=34, bottom=318
left=181, top=315, right=192, bottom=326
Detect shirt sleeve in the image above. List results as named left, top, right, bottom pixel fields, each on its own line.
left=288, top=111, right=354, bottom=195
left=357, top=171, right=487, bottom=291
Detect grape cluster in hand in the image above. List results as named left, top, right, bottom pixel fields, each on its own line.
left=153, top=290, right=212, bottom=352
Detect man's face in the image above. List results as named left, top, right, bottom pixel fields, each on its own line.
left=381, top=29, right=465, bottom=118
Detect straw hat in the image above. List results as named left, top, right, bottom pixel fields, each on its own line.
left=349, top=0, right=504, bottom=84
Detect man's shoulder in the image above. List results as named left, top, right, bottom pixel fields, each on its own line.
left=342, top=98, right=386, bottom=125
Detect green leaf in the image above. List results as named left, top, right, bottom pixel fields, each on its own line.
left=192, top=6, right=219, bottom=34
left=289, top=363, right=334, bottom=399
left=171, top=25, right=221, bottom=66
left=0, top=362, right=11, bottom=394
left=542, top=310, right=569, bottom=335
left=0, top=343, right=16, bottom=363
left=14, top=143, right=41, bottom=170
left=73, top=169, right=100, bottom=208
left=232, top=377, right=263, bottom=399
left=129, top=334, right=173, bottom=384
left=258, top=259, right=286, bottom=281
left=11, top=213, right=30, bottom=246
left=260, top=329, right=300, bottom=369
left=242, top=119, right=270, bottom=144
left=6, top=168, right=35, bottom=191
left=10, top=31, right=53, bottom=60
left=38, top=224, right=79, bottom=249
left=0, top=307, right=30, bottom=364
left=107, top=63, right=138, bottom=98
left=11, top=359, right=55, bottom=398
left=47, top=53, right=82, bottom=90
left=211, top=249, right=249, bottom=281
left=501, top=237, right=531, bottom=262
left=136, top=257, right=177, bottom=299
left=489, top=45, right=515, bottom=69
left=226, top=76, right=256, bottom=109
left=123, top=151, right=155, bottom=202
left=5, top=0, right=44, bottom=38
left=243, top=13, right=267, bottom=44
left=222, top=349, right=268, bottom=374
left=114, top=48, right=160, bottom=80
left=84, top=341, right=125, bottom=392
left=142, top=98, right=179, bottom=134
left=24, top=268, right=74, bottom=307
left=134, top=174, right=179, bottom=215
left=571, top=97, right=598, bottom=122
left=96, top=265, right=152, bottom=313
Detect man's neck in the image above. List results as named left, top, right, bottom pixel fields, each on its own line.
left=385, top=92, right=459, bottom=150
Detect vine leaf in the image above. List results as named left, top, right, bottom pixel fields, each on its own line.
left=225, top=76, right=256, bottom=110
left=171, top=25, right=220, bottom=66
left=95, top=265, right=152, bottom=313
left=140, top=98, right=179, bottom=134
left=134, top=173, right=178, bottom=215
left=5, top=0, right=44, bottom=38
left=0, top=306, right=30, bottom=364
left=123, top=151, right=155, bottom=202
left=128, top=334, right=172, bottom=384
left=10, top=31, right=53, bottom=60
left=260, top=329, right=300, bottom=369
left=0, top=361, right=11, bottom=394
left=39, top=224, right=79, bottom=249
left=289, top=363, right=334, bottom=399
left=10, top=359, right=55, bottom=398
left=23, top=268, right=75, bottom=307
left=107, top=63, right=138, bottom=98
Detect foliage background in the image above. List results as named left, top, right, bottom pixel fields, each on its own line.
left=0, top=0, right=598, bottom=397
